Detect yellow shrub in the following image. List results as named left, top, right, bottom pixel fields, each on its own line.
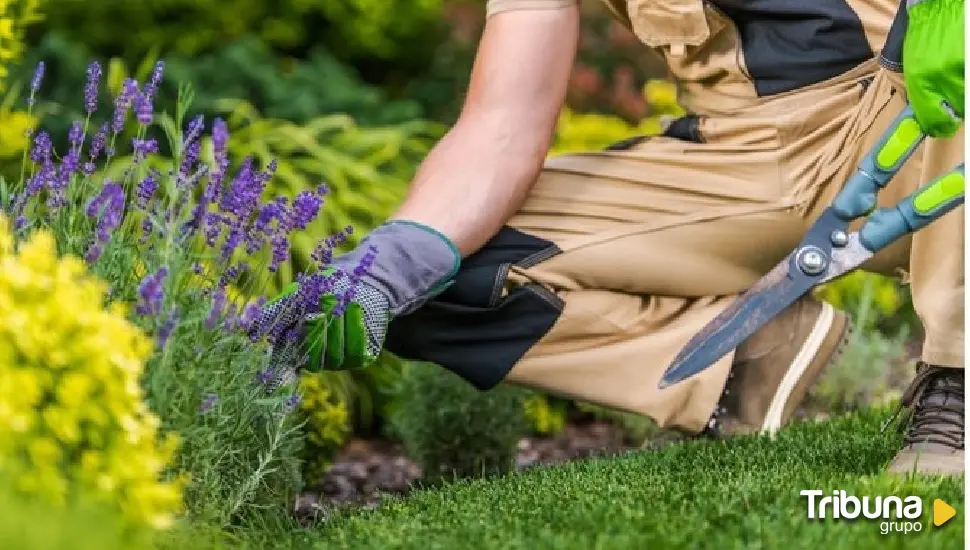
left=814, top=271, right=904, bottom=325
left=0, top=215, right=186, bottom=530
left=0, top=0, right=42, bottom=90
left=0, top=107, right=33, bottom=157
left=0, top=0, right=43, bottom=160
left=523, top=394, right=566, bottom=435
left=550, top=80, right=685, bottom=156
left=297, top=372, right=351, bottom=482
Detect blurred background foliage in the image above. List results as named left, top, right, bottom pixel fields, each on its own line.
left=3, top=0, right=921, bottom=490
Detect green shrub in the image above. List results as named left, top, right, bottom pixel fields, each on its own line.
left=389, top=363, right=529, bottom=485
left=811, top=274, right=913, bottom=412
left=3, top=33, right=430, bottom=163
left=10, top=34, right=427, bottom=129
left=36, top=0, right=446, bottom=62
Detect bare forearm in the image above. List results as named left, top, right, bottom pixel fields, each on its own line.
left=391, top=110, right=552, bottom=257
left=389, top=7, right=579, bottom=257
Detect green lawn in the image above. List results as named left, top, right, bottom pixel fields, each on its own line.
left=291, top=409, right=963, bottom=550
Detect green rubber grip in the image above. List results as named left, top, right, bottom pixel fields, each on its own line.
left=832, top=105, right=926, bottom=220
left=859, top=164, right=965, bottom=252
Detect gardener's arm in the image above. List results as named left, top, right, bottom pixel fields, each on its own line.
left=391, top=5, right=580, bottom=257
left=252, top=4, right=580, bottom=376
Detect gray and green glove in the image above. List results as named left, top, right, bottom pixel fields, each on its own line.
left=903, top=0, right=964, bottom=136
left=250, top=220, right=461, bottom=390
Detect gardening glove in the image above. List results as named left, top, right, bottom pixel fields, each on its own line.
left=251, top=220, right=461, bottom=391
left=903, top=0, right=965, bottom=137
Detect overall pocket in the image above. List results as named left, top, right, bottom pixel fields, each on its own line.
left=626, top=0, right=725, bottom=56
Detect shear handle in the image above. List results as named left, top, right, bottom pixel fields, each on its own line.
left=858, top=164, right=965, bottom=252
left=832, top=104, right=926, bottom=221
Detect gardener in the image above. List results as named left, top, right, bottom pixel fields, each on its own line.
left=255, top=0, right=964, bottom=474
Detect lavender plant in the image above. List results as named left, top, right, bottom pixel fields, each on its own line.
left=0, top=60, right=356, bottom=527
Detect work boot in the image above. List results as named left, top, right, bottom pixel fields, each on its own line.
left=886, top=363, right=964, bottom=476
left=704, top=295, right=851, bottom=437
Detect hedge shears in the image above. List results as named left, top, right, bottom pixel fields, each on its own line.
left=659, top=104, right=965, bottom=389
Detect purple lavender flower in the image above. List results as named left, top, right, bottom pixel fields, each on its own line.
left=243, top=197, right=285, bottom=254
left=84, top=123, right=109, bottom=175
left=290, top=190, right=324, bottom=232
left=183, top=114, right=204, bottom=145
left=111, top=78, right=139, bottom=134
left=136, top=266, right=168, bottom=316
left=178, top=140, right=201, bottom=182
left=269, top=234, right=289, bottom=273
left=84, top=61, right=102, bottom=114
left=135, top=173, right=158, bottom=210
left=333, top=245, right=377, bottom=316
left=14, top=216, right=27, bottom=231
left=140, top=218, right=154, bottom=244
left=24, top=161, right=54, bottom=198
left=27, top=62, right=45, bottom=107
left=85, top=181, right=125, bottom=246
left=206, top=287, right=226, bottom=330
left=253, top=197, right=286, bottom=234
left=218, top=264, right=242, bottom=289
left=284, top=392, right=302, bottom=411
left=68, top=122, right=83, bottom=149
left=84, top=244, right=103, bottom=264
left=220, top=157, right=263, bottom=221
left=256, top=368, right=275, bottom=386
left=204, top=212, right=224, bottom=246
left=212, top=118, right=229, bottom=160
left=158, top=307, right=179, bottom=348
left=48, top=146, right=81, bottom=210
left=292, top=270, right=338, bottom=317
left=220, top=224, right=244, bottom=262
left=311, top=227, right=352, bottom=267
left=29, top=131, right=52, bottom=164
left=133, top=138, right=158, bottom=163
left=239, top=297, right=266, bottom=333
left=143, top=61, right=165, bottom=101
left=199, top=393, right=218, bottom=414
left=134, top=91, right=153, bottom=126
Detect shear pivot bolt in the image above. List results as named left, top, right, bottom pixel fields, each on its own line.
left=830, top=230, right=849, bottom=247
left=798, top=248, right=828, bottom=275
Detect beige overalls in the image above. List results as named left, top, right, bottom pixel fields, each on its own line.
left=477, top=0, right=965, bottom=432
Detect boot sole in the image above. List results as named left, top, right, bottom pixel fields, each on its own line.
left=760, top=301, right=853, bottom=434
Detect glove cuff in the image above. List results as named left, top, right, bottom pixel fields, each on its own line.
left=332, top=220, right=461, bottom=316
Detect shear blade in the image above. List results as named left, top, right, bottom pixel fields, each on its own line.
left=658, top=254, right=816, bottom=389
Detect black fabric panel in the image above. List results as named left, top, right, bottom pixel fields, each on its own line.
left=384, top=227, right=564, bottom=390
left=663, top=115, right=704, bottom=143
left=603, top=114, right=705, bottom=151
left=880, top=1, right=907, bottom=72
left=714, top=0, right=875, bottom=95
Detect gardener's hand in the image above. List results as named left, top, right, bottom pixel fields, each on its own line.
left=250, top=221, right=461, bottom=391
left=903, top=0, right=964, bottom=137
